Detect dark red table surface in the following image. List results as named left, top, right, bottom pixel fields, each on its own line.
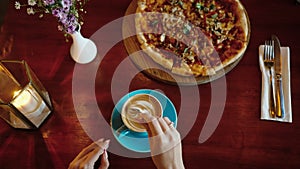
left=1, top=0, right=300, bottom=169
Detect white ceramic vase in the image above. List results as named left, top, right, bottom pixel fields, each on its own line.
left=70, top=26, right=97, bottom=64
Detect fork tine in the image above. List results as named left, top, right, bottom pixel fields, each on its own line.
left=271, top=40, right=274, bottom=60
left=269, top=40, right=272, bottom=60
left=266, top=40, right=269, bottom=60
left=264, top=40, right=267, bottom=60
left=268, top=40, right=272, bottom=60
left=269, top=40, right=271, bottom=60
left=264, top=40, right=269, bottom=60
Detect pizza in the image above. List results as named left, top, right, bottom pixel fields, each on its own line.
left=135, top=0, right=249, bottom=77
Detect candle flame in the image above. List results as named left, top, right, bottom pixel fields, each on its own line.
left=13, top=90, right=21, bottom=98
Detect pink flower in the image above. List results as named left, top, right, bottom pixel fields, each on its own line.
left=62, top=0, right=72, bottom=12
left=15, top=0, right=88, bottom=35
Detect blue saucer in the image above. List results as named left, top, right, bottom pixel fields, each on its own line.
left=111, top=89, right=177, bottom=153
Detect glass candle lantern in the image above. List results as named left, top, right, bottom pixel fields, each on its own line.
left=0, top=60, right=52, bottom=129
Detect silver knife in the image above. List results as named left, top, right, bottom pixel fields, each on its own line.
left=271, top=35, right=285, bottom=118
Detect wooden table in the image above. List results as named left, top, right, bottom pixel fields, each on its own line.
left=1, top=0, right=300, bottom=168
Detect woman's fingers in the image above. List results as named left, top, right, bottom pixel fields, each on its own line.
left=163, top=117, right=171, bottom=124
left=158, top=118, right=169, bottom=132
left=96, top=139, right=110, bottom=150
left=75, top=138, right=109, bottom=160
left=139, top=113, right=163, bottom=136
left=74, top=141, right=100, bottom=160
left=163, top=117, right=175, bottom=128
left=69, top=139, right=110, bottom=169
left=140, top=114, right=175, bottom=136
left=84, top=140, right=110, bottom=167
left=98, top=150, right=109, bottom=169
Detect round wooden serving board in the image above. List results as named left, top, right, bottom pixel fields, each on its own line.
left=122, top=0, right=250, bottom=85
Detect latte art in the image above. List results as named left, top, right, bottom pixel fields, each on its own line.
left=126, top=101, right=153, bottom=121
left=121, top=94, right=162, bottom=132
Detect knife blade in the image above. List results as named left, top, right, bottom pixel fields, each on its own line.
left=271, top=35, right=285, bottom=118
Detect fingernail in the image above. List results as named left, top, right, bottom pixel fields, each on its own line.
left=97, top=138, right=104, bottom=142
left=104, top=139, right=110, bottom=149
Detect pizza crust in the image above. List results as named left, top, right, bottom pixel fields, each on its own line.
left=171, top=62, right=194, bottom=76
left=135, top=12, right=147, bottom=44
left=213, top=45, right=246, bottom=73
left=140, top=44, right=173, bottom=70
left=234, top=0, right=249, bottom=42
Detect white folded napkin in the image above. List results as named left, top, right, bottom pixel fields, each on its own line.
left=259, top=45, right=292, bottom=123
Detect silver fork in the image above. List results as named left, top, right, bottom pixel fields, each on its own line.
left=263, top=40, right=275, bottom=118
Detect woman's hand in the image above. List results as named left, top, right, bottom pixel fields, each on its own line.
left=140, top=113, right=185, bottom=169
left=68, top=139, right=110, bottom=169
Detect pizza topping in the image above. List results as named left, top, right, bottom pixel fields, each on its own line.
left=183, top=24, right=192, bottom=34
left=136, top=0, right=248, bottom=76
left=160, top=33, right=166, bottom=42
